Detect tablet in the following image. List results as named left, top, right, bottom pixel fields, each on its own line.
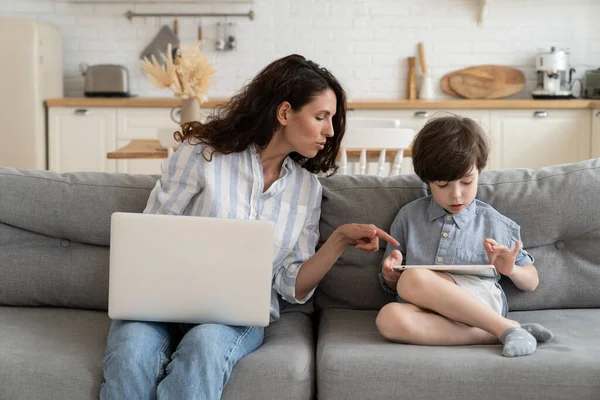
left=392, top=264, right=499, bottom=279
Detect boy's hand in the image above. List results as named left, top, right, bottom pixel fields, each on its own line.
left=484, top=238, right=519, bottom=276
left=381, top=250, right=403, bottom=288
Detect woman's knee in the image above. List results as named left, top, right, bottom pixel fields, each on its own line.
left=180, top=324, right=227, bottom=345
left=176, top=324, right=236, bottom=362
left=108, top=320, right=170, bottom=341
left=104, top=321, right=171, bottom=368
left=176, top=324, right=263, bottom=364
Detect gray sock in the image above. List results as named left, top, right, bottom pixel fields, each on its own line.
left=521, top=323, right=554, bottom=343
left=500, top=327, right=537, bottom=357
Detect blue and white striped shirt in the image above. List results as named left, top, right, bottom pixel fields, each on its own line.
left=144, top=141, right=322, bottom=321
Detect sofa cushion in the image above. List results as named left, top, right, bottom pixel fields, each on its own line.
left=0, top=308, right=314, bottom=400
left=316, top=173, right=427, bottom=311
left=0, top=168, right=157, bottom=309
left=316, top=308, right=600, bottom=400
left=0, top=168, right=313, bottom=314
left=223, top=312, right=315, bottom=400
left=0, top=224, right=111, bottom=309
left=0, top=168, right=157, bottom=246
left=316, top=159, right=600, bottom=311
left=0, top=307, right=111, bottom=400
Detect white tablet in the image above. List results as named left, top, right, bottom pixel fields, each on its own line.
left=392, top=264, right=499, bottom=279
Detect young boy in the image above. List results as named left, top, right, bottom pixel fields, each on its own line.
left=376, top=116, right=553, bottom=357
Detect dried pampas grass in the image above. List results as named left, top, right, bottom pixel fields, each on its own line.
left=140, top=42, right=215, bottom=104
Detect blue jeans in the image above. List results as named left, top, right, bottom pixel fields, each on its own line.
left=100, top=320, right=265, bottom=400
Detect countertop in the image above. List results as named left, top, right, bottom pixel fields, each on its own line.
left=45, top=97, right=600, bottom=109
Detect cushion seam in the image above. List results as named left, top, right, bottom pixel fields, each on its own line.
left=0, top=171, right=155, bottom=190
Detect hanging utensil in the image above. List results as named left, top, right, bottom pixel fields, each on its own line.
left=197, top=22, right=204, bottom=50
left=226, top=22, right=236, bottom=51
left=215, top=22, right=225, bottom=51
left=139, top=25, right=180, bottom=65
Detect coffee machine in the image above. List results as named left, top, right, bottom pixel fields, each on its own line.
left=532, top=47, right=575, bottom=99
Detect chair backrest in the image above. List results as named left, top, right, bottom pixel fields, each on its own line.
left=347, top=117, right=401, bottom=129
left=157, top=128, right=178, bottom=156
left=340, top=127, right=415, bottom=176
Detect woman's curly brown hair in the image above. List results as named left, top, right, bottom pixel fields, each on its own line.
left=174, top=54, right=347, bottom=175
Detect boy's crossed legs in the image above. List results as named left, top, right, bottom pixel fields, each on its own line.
left=375, top=268, right=553, bottom=357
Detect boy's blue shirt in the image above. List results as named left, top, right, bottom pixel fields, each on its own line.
left=379, top=195, right=534, bottom=295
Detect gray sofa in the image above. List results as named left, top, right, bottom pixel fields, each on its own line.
left=1, top=159, right=599, bottom=400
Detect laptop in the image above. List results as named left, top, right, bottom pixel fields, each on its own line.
left=108, top=212, right=274, bottom=327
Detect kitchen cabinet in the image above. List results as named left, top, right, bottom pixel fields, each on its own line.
left=48, top=107, right=116, bottom=173
left=489, top=109, right=591, bottom=170
left=350, top=109, right=491, bottom=136
left=48, top=106, right=210, bottom=174
left=593, top=110, right=600, bottom=159
left=48, top=104, right=596, bottom=175
left=351, top=108, right=592, bottom=171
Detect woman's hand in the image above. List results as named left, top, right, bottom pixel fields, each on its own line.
left=484, top=238, right=519, bottom=276
left=335, top=223, right=399, bottom=252
left=381, top=250, right=403, bottom=288
left=295, top=224, right=398, bottom=300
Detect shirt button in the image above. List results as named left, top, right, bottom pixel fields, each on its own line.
left=442, top=232, right=449, bottom=238
left=437, top=257, right=443, bottom=263
left=446, top=215, right=452, bottom=221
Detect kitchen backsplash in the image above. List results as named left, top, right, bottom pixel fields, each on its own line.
left=2, top=0, right=599, bottom=99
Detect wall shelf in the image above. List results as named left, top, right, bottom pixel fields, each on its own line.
left=70, top=1, right=253, bottom=3
left=124, top=9, right=254, bottom=20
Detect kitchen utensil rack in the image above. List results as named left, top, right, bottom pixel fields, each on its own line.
left=124, top=10, right=254, bottom=21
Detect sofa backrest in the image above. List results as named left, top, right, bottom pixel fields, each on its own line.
left=3, top=159, right=599, bottom=313
left=0, top=167, right=311, bottom=315
left=316, top=159, right=600, bottom=312
left=0, top=168, right=157, bottom=310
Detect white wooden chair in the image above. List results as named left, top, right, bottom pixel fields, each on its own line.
left=340, top=127, right=415, bottom=176
left=347, top=117, right=401, bottom=129
left=157, top=127, right=178, bottom=156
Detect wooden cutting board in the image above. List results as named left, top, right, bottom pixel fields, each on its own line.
left=441, top=65, right=525, bottom=99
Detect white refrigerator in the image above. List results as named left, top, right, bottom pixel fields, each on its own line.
left=0, top=17, right=63, bottom=170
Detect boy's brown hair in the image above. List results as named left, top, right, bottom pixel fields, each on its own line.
left=411, top=115, right=490, bottom=183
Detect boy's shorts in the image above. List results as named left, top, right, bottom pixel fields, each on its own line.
left=446, top=273, right=508, bottom=317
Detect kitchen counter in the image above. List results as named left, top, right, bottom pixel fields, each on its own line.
left=46, top=97, right=600, bottom=109
left=46, top=97, right=205, bottom=108
left=348, top=99, right=600, bottom=109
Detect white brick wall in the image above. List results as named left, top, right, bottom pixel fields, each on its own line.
left=2, top=0, right=599, bottom=100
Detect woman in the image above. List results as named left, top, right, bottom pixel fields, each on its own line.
left=101, top=54, right=398, bottom=399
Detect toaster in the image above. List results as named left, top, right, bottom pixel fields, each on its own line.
left=81, top=64, right=131, bottom=97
